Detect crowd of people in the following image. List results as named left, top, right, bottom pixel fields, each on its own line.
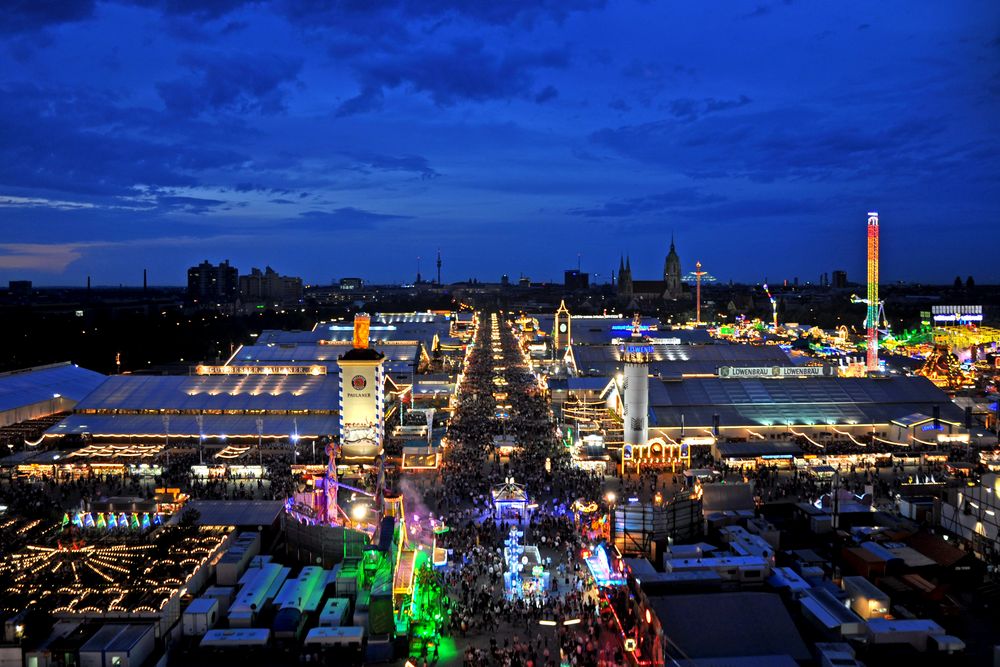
left=427, top=313, right=619, bottom=666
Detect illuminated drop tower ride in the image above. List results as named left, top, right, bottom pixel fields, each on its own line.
left=694, top=261, right=707, bottom=326
left=866, top=211, right=879, bottom=372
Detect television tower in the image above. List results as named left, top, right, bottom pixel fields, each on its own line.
left=436, top=249, right=441, bottom=285
left=866, top=211, right=879, bottom=371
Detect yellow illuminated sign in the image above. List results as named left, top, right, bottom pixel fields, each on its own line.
left=196, top=365, right=326, bottom=375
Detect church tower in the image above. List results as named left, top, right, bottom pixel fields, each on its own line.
left=553, top=299, right=571, bottom=358
left=618, top=255, right=633, bottom=297
left=663, top=235, right=682, bottom=299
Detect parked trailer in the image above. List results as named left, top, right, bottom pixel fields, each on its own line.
left=182, top=597, right=220, bottom=636
left=272, top=566, right=331, bottom=640
left=302, top=627, right=365, bottom=667
left=200, top=628, right=271, bottom=649
left=841, top=575, right=890, bottom=620
left=229, top=563, right=290, bottom=628
left=318, top=597, right=351, bottom=628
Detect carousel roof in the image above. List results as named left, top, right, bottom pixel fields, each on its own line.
left=491, top=480, right=528, bottom=502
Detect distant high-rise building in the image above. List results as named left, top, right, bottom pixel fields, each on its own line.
left=8, top=280, right=32, bottom=299
left=239, top=266, right=303, bottom=305
left=339, top=277, right=363, bottom=291
left=564, top=269, right=589, bottom=290
left=832, top=270, right=848, bottom=289
left=186, top=260, right=238, bottom=304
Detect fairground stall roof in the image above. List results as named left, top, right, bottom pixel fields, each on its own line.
left=0, top=362, right=106, bottom=413
left=71, top=374, right=337, bottom=413
left=42, top=373, right=339, bottom=439
left=228, top=342, right=420, bottom=374
left=647, top=375, right=963, bottom=429
left=569, top=342, right=792, bottom=377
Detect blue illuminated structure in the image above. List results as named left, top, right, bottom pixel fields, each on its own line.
left=584, top=543, right=625, bottom=587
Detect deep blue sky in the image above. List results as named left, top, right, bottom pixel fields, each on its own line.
left=1, top=1, right=998, bottom=286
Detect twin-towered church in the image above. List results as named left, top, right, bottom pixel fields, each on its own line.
left=615, top=236, right=687, bottom=303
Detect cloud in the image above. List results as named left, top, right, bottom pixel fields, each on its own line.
left=590, top=107, right=948, bottom=182
left=232, top=183, right=293, bottom=194
left=338, top=39, right=569, bottom=114
left=666, top=95, right=752, bottom=121
left=346, top=153, right=440, bottom=179
left=0, top=234, right=250, bottom=273
left=118, top=0, right=256, bottom=20
left=0, top=243, right=89, bottom=271
left=0, top=83, right=248, bottom=198
left=117, top=0, right=605, bottom=30
left=620, top=60, right=695, bottom=83
left=282, top=0, right=604, bottom=32
left=336, top=86, right=385, bottom=117
left=157, top=51, right=303, bottom=116
left=741, top=5, right=770, bottom=19
left=534, top=85, right=559, bottom=103
left=1, top=0, right=95, bottom=34
left=569, top=188, right=726, bottom=217
left=398, top=0, right=606, bottom=27
left=296, top=207, right=412, bottom=226
left=155, top=194, right=228, bottom=214
left=0, top=195, right=96, bottom=210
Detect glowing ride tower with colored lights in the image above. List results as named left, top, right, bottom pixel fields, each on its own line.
left=866, top=211, right=880, bottom=372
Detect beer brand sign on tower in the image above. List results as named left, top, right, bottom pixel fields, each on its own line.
left=337, top=314, right=385, bottom=463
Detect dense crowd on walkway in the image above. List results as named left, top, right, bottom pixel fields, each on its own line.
left=429, top=313, right=616, bottom=667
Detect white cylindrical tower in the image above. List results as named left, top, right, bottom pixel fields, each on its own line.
left=621, top=316, right=652, bottom=448
left=623, top=360, right=648, bottom=446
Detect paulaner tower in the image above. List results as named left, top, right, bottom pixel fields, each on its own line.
left=621, top=314, right=653, bottom=453
left=337, top=314, right=385, bottom=464
left=866, top=211, right=879, bottom=372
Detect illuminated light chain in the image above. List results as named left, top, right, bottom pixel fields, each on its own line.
left=830, top=427, right=867, bottom=447
left=873, top=436, right=909, bottom=447
left=83, top=561, right=116, bottom=583
left=789, top=428, right=824, bottom=449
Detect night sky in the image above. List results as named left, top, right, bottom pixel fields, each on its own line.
left=1, top=1, right=998, bottom=286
